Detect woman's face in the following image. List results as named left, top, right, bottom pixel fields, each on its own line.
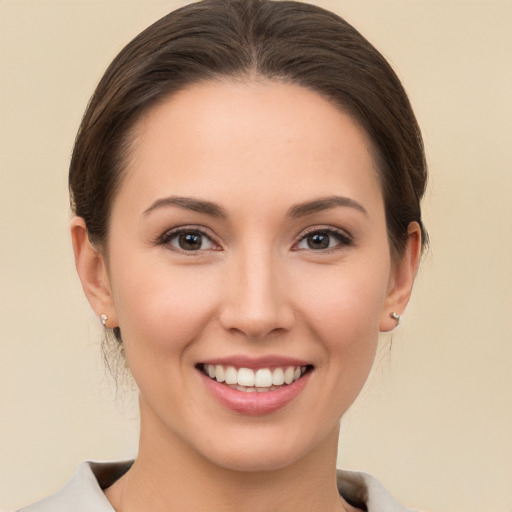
left=77, top=80, right=416, bottom=471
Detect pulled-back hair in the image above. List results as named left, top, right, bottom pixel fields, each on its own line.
left=70, top=0, right=427, bottom=251
left=69, top=0, right=427, bottom=346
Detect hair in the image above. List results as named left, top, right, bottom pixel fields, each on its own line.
left=69, top=0, right=427, bottom=348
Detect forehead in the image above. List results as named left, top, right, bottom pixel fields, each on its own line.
left=117, top=79, right=383, bottom=215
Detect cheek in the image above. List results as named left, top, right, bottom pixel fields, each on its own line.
left=295, top=257, right=390, bottom=366
left=110, top=258, right=223, bottom=357
left=300, top=265, right=388, bottom=334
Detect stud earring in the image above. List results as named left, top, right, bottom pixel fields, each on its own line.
left=100, top=313, right=108, bottom=327
left=390, top=312, right=401, bottom=325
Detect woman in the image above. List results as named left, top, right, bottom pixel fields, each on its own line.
left=21, top=0, right=426, bottom=510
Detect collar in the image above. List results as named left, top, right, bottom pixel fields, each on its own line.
left=20, top=461, right=415, bottom=512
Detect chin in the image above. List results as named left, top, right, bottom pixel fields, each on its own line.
left=195, top=421, right=340, bottom=474
left=206, top=444, right=307, bottom=473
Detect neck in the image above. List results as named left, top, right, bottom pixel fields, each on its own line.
left=105, top=400, right=347, bottom=512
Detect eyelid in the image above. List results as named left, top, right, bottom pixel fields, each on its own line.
left=158, top=225, right=222, bottom=251
left=292, top=225, right=353, bottom=251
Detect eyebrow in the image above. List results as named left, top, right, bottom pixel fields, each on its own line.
left=142, top=194, right=367, bottom=219
left=287, top=195, right=368, bottom=218
left=143, top=196, right=228, bottom=218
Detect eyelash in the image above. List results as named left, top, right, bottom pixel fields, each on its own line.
left=293, top=226, right=353, bottom=252
left=159, top=226, right=220, bottom=253
left=157, top=225, right=353, bottom=253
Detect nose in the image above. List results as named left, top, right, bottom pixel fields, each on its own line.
left=218, top=248, right=295, bottom=340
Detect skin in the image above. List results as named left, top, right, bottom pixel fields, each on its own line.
left=71, top=79, right=421, bottom=512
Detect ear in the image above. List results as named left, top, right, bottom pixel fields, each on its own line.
left=379, top=222, right=422, bottom=332
left=70, top=217, right=118, bottom=328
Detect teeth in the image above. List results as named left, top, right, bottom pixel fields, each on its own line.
left=203, top=364, right=308, bottom=389
left=255, top=368, right=272, bottom=387
left=272, top=367, right=285, bottom=386
left=234, top=385, right=281, bottom=393
left=235, top=385, right=257, bottom=392
left=284, top=366, right=295, bottom=385
left=225, top=366, right=237, bottom=385
left=238, top=368, right=255, bottom=387
left=214, top=365, right=225, bottom=383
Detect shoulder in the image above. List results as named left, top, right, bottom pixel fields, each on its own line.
left=337, top=468, right=420, bottom=512
left=18, top=461, right=132, bottom=512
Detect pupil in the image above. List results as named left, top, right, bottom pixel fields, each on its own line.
left=308, top=232, right=329, bottom=249
left=179, top=233, right=202, bottom=250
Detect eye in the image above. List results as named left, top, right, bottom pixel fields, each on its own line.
left=294, top=228, right=352, bottom=251
left=161, top=228, right=219, bottom=252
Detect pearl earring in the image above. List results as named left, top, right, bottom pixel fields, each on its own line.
left=390, top=312, right=401, bottom=325
left=100, top=313, right=108, bottom=327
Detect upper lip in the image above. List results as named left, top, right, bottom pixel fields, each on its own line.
left=198, top=355, right=312, bottom=369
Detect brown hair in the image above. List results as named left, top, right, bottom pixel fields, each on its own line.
left=69, top=0, right=427, bottom=345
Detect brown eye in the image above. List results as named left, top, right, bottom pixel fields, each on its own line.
left=178, top=232, right=203, bottom=251
left=296, top=228, right=352, bottom=251
left=163, top=229, right=216, bottom=252
left=306, top=232, right=330, bottom=249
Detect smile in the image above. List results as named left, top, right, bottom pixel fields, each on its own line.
left=200, top=364, right=308, bottom=392
left=197, top=360, right=313, bottom=415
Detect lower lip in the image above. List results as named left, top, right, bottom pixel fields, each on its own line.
left=199, top=370, right=311, bottom=416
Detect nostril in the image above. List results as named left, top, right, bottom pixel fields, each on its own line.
left=219, top=309, right=296, bottom=341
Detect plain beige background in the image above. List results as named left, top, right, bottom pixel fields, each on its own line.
left=1, top=1, right=511, bottom=511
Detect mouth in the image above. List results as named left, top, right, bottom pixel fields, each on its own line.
left=197, top=363, right=313, bottom=393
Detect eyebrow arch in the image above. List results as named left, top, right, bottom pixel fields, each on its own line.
left=287, top=195, right=368, bottom=218
left=143, top=196, right=228, bottom=218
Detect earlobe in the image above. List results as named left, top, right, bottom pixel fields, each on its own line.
left=70, top=217, right=118, bottom=327
left=379, top=222, right=422, bottom=332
